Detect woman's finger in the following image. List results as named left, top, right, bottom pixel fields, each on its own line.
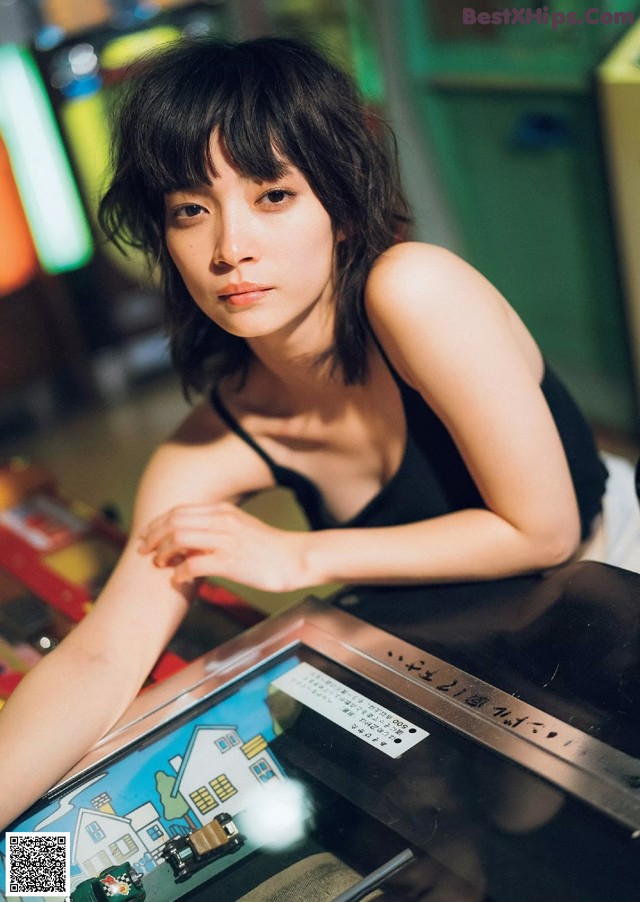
left=139, top=504, right=238, bottom=550
left=171, top=553, right=221, bottom=586
left=150, top=528, right=226, bottom=566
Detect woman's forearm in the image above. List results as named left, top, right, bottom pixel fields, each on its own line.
left=0, top=540, right=192, bottom=831
left=0, top=641, right=141, bottom=831
left=300, top=507, right=579, bottom=587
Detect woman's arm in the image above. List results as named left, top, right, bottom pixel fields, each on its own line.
left=0, top=403, right=273, bottom=830
left=0, top=542, right=192, bottom=830
left=303, top=241, right=581, bottom=584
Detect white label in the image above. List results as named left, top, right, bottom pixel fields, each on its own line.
left=272, top=662, right=429, bottom=758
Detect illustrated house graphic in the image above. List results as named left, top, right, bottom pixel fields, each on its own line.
left=71, top=802, right=169, bottom=877
left=127, top=802, right=171, bottom=858
left=72, top=808, right=144, bottom=877
left=169, top=724, right=282, bottom=824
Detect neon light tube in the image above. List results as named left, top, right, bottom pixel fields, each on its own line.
left=100, top=25, right=181, bottom=70
left=0, top=45, right=93, bottom=274
left=0, top=134, right=38, bottom=295
left=60, top=91, right=111, bottom=212
left=60, top=89, right=147, bottom=280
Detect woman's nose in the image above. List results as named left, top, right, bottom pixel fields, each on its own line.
left=212, top=207, right=256, bottom=268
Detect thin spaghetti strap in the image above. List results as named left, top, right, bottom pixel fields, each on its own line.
left=210, top=387, right=281, bottom=478
left=369, top=327, right=405, bottom=390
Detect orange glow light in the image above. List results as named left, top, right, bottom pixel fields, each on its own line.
left=0, top=134, right=38, bottom=296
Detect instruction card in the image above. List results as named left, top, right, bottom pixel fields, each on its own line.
left=272, top=662, right=429, bottom=758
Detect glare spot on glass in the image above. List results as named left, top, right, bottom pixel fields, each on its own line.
left=242, top=779, right=313, bottom=850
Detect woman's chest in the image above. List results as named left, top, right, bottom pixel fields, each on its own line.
left=262, top=400, right=407, bottom=523
left=227, top=370, right=407, bottom=524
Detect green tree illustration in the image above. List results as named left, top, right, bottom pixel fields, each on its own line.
left=155, top=771, right=198, bottom=830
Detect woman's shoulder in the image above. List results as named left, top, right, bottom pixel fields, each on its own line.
left=152, top=394, right=233, bottom=453
left=364, top=241, right=542, bottom=390
left=366, top=241, right=489, bottom=311
left=365, top=241, right=507, bottom=337
left=371, top=240, right=457, bottom=269
left=368, top=241, right=464, bottom=279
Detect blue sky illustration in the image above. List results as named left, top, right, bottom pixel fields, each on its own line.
left=0, top=655, right=299, bottom=884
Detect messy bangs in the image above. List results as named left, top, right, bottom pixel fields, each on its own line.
left=99, top=39, right=294, bottom=256
left=98, top=36, right=411, bottom=395
left=132, top=65, right=293, bottom=195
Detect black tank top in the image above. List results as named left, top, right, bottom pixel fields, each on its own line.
left=211, top=365, right=607, bottom=539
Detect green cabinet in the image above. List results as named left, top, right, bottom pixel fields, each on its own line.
left=400, top=0, right=639, bottom=430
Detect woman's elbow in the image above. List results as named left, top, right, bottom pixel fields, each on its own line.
left=531, top=516, right=581, bottom=569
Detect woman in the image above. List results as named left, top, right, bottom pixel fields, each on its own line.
left=0, top=36, right=606, bottom=829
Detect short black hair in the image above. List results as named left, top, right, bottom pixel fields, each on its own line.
left=99, top=35, right=411, bottom=395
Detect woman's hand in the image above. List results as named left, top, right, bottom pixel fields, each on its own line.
left=138, top=502, right=310, bottom=593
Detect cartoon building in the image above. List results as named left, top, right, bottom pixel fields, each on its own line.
left=127, top=802, right=171, bottom=858
left=72, top=808, right=143, bottom=877
left=169, top=724, right=282, bottom=824
left=71, top=801, right=168, bottom=877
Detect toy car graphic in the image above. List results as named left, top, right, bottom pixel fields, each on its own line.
left=70, top=862, right=145, bottom=901
left=162, top=812, right=244, bottom=880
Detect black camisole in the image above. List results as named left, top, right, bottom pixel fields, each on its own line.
left=211, top=365, right=607, bottom=539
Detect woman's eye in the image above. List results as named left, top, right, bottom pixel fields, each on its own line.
left=261, top=189, right=293, bottom=206
left=179, top=204, right=205, bottom=218
left=167, top=203, right=206, bottom=224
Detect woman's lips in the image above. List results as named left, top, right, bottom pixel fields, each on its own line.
left=218, top=282, right=272, bottom=306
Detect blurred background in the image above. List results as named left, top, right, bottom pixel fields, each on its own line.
left=1, top=0, right=640, bottom=542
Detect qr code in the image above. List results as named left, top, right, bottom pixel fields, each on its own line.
left=5, top=832, right=70, bottom=897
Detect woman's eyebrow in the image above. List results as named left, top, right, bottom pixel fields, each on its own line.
left=241, top=165, right=296, bottom=186
left=164, top=161, right=297, bottom=195
left=165, top=181, right=212, bottom=194
left=255, top=163, right=297, bottom=181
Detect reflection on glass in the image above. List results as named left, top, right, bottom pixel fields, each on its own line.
left=3, top=642, right=639, bottom=900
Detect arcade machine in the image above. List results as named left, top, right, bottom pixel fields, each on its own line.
left=2, top=559, right=640, bottom=900
left=0, top=28, right=96, bottom=411
left=395, top=0, right=640, bottom=432
left=598, top=19, right=640, bottom=423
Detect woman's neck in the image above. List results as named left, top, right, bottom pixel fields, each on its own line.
left=245, top=340, right=336, bottom=406
left=245, top=299, right=337, bottom=396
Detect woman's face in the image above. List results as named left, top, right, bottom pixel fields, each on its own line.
left=164, top=132, right=338, bottom=345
